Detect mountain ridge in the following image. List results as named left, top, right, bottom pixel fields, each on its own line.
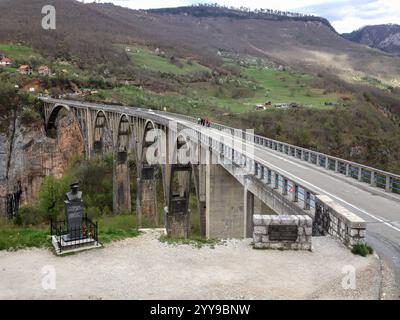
left=343, top=24, right=400, bottom=56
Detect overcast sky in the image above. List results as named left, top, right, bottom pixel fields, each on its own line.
left=93, top=0, right=400, bottom=33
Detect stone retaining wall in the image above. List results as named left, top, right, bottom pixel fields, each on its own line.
left=313, top=195, right=366, bottom=248
left=253, top=214, right=312, bottom=250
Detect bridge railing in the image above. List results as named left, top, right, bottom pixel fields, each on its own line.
left=182, top=124, right=319, bottom=218
left=157, top=109, right=400, bottom=196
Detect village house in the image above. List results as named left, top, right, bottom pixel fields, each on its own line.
left=37, top=65, right=51, bottom=76
left=0, top=57, right=12, bottom=66
left=18, top=65, right=33, bottom=75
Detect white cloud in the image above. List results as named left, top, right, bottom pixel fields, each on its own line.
left=329, top=0, right=400, bottom=32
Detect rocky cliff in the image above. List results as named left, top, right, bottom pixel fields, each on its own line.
left=343, top=24, right=400, bottom=56
left=0, top=113, right=84, bottom=218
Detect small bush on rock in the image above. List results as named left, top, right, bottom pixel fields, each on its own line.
left=351, top=243, right=373, bottom=257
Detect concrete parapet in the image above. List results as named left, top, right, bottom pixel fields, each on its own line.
left=314, top=195, right=366, bottom=247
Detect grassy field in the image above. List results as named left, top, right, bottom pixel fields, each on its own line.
left=0, top=221, right=50, bottom=251
left=0, top=43, right=43, bottom=61
left=0, top=214, right=140, bottom=252
left=97, top=214, right=140, bottom=244
left=238, top=66, right=339, bottom=109
left=96, top=48, right=342, bottom=114
left=0, top=41, right=341, bottom=116
left=127, top=45, right=209, bottom=75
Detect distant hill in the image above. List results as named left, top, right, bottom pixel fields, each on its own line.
left=93, top=3, right=400, bottom=87
left=0, top=0, right=132, bottom=68
left=343, top=24, right=400, bottom=56
left=147, top=5, right=336, bottom=31
left=0, top=1, right=399, bottom=86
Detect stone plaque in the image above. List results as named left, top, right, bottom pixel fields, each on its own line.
left=142, top=166, right=155, bottom=180
left=170, top=196, right=187, bottom=215
left=117, top=151, right=127, bottom=164
left=93, top=141, right=103, bottom=153
left=65, top=200, right=83, bottom=240
left=269, top=225, right=298, bottom=242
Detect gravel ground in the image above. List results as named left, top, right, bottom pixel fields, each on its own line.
left=0, top=230, right=387, bottom=300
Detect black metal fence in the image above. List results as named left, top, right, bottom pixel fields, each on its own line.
left=50, top=215, right=98, bottom=253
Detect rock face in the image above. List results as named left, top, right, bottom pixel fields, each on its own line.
left=343, top=24, right=400, bottom=56
left=0, top=113, right=84, bottom=217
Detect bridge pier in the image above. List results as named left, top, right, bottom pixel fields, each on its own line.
left=165, top=164, right=192, bottom=238
left=137, top=166, right=158, bottom=226
left=193, top=164, right=207, bottom=238
left=206, top=160, right=246, bottom=239
left=244, top=189, right=254, bottom=238
left=112, top=150, right=131, bottom=214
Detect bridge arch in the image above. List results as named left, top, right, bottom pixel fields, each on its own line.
left=93, top=110, right=112, bottom=156
left=45, top=103, right=87, bottom=156
left=116, top=113, right=135, bottom=152
left=165, top=132, right=197, bottom=238
left=112, top=113, right=136, bottom=214
left=139, top=119, right=159, bottom=165
left=46, top=104, right=70, bottom=131
left=136, top=119, right=165, bottom=226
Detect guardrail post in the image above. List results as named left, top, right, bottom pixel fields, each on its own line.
left=345, top=163, right=350, bottom=176
left=291, top=183, right=298, bottom=202
left=274, top=173, right=279, bottom=189
left=304, top=191, right=310, bottom=210
left=334, top=160, right=339, bottom=172
left=371, top=172, right=376, bottom=187
left=325, top=157, right=329, bottom=169
left=283, top=178, right=288, bottom=195
left=302, top=150, right=307, bottom=161
left=358, top=168, right=362, bottom=181
left=385, top=176, right=391, bottom=192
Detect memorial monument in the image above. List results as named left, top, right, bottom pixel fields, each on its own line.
left=64, top=182, right=84, bottom=241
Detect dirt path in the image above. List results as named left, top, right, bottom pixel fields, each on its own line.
left=0, top=230, right=385, bottom=299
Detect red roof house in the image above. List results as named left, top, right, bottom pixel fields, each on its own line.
left=0, top=57, right=12, bottom=66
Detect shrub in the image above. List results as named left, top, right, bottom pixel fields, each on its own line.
left=231, top=87, right=254, bottom=99
left=19, top=107, right=42, bottom=126
left=352, top=243, right=373, bottom=257
left=15, top=205, right=46, bottom=226
left=86, top=206, right=102, bottom=219
left=38, top=175, right=70, bottom=222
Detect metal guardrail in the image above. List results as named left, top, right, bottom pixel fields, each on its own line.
left=156, top=109, right=400, bottom=195
left=181, top=124, right=318, bottom=218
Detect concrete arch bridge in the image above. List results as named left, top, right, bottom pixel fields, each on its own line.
left=40, top=97, right=400, bottom=264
